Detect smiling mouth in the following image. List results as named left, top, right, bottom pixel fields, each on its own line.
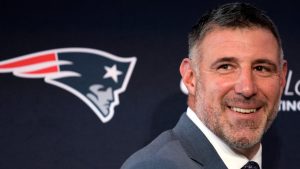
left=229, top=107, right=258, bottom=114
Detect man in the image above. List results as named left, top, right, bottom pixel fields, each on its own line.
left=121, top=2, right=287, bottom=169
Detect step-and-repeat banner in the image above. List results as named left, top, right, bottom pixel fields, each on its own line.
left=0, top=0, right=299, bottom=168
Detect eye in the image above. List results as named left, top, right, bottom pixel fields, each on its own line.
left=254, top=65, right=275, bottom=77
left=218, top=64, right=230, bottom=70
left=216, top=64, right=235, bottom=74
left=254, top=65, right=270, bottom=72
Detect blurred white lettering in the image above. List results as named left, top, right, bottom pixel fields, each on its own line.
left=284, top=70, right=300, bottom=96
left=180, top=79, right=188, bottom=95
left=280, top=100, right=300, bottom=111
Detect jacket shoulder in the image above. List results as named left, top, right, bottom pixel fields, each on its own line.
left=121, top=130, right=201, bottom=169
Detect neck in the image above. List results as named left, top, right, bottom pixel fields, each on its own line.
left=233, top=143, right=260, bottom=160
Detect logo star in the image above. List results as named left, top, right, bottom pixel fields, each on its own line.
left=103, top=64, right=123, bottom=83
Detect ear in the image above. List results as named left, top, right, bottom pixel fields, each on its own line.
left=180, top=58, right=196, bottom=96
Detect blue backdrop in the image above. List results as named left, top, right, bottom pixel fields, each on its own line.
left=0, top=0, right=300, bottom=168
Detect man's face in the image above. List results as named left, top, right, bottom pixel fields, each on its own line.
left=183, top=27, right=287, bottom=152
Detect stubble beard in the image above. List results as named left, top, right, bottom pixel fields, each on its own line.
left=194, top=83, right=280, bottom=150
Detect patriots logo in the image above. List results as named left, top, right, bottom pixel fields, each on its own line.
left=0, top=48, right=137, bottom=123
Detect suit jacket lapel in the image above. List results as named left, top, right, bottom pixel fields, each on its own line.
left=173, top=113, right=227, bottom=169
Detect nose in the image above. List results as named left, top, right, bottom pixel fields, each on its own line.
left=234, top=68, right=257, bottom=98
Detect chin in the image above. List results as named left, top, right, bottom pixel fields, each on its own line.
left=225, top=132, right=263, bottom=149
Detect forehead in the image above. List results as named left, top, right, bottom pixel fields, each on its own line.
left=196, top=27, right=280, bottom=63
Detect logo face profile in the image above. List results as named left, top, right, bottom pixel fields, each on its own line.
left=0, top=48, right=137, bottom=123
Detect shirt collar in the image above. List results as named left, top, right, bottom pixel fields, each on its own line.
left=186, top=107, right=262, bottom=169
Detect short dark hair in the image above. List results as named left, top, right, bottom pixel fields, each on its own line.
left=188, top=2, right=282, bottom=57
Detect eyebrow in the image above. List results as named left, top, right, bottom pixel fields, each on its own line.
left=253, top=59, right=277, bottom=66
left=253, top=58, right=278, bottom=70
left=210, top=57, right=278, bottom=69
left=210, top=57, right=238, bottom=67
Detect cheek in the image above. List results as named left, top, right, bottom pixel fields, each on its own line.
left=197, top=77, right=234, bottom=116
left=208, top=77, right=235, bottom=98
left=258, top=78, right=282, bottom=101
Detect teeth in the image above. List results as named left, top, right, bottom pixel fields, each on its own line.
left=231, top=107, right=256, bottom=114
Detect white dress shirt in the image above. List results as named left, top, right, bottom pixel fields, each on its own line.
left=186, top=107, right=262, bottom=169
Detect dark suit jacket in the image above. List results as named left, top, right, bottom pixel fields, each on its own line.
left=121, top=113, right=227, bottom=169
